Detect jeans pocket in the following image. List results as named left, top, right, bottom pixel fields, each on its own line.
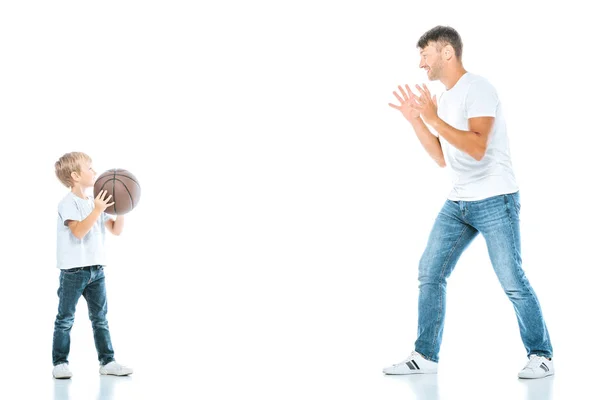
left=510, top=193, right=521, bottom=212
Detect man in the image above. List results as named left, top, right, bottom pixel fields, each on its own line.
left=384, top=26, right=553, bottom=379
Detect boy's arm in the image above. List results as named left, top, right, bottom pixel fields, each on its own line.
left=67, top=209, right=103, bottom=240
left=105, top=215, right=124, bottom=236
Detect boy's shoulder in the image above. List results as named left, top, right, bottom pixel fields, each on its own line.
left=58, top=192, right=92, bottom=210
left=58, top=192, right=75, bottom=207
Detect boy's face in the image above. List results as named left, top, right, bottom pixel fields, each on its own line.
left=73, top=161, right=96, bottom=188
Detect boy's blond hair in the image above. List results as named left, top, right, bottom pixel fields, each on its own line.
left=55, top=152, right=92, bottom=188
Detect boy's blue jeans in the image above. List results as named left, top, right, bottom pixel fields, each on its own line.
left=415, top=192, right=553, bottom=362
left=52, top=265, right=115, bottom=366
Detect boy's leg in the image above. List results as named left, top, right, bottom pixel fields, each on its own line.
left=52, top=268, right=89, bottom=365
left=415, top=200, right=479, bottom=362
left=472, top=193, right=553, bottom=358
left=83, top=265, right=115, bottom=366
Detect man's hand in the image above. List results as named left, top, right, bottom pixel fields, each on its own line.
left=388, top=84, right=421, bottom=122
left=411, top=83, right=439, bottom=126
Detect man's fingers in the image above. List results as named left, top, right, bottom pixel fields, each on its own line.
left=411, top=95, right=423, bottom=106
left=422, top=83, right=432, bottom=97
left=405, top=84, right=417, bottom=98
left=393, top=91, right=405, bottom=105
left=397, top=85, right=409, bottom=101
left=415, top=84, right=427, bottom=98
left=388, top=102, right=402, bottom=110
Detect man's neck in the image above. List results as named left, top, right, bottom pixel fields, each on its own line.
left=441, top=66, right=468, bottom=90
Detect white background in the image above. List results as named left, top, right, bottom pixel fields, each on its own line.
left=1, top=1, right=598, bottom=399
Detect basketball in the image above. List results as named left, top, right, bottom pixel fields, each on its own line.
left=93, top=169, right=141, bottom=215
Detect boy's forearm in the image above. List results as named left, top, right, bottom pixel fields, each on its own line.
left=71, top=209, right=102, bottom=239
left=410, top=118, right=446, bottom=167
left=112, top=215, right=124, bottom=235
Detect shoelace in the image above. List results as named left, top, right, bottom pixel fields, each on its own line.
left=393, top=351, right=420, bottom=367
left=524, top=355, right=545, bottom=369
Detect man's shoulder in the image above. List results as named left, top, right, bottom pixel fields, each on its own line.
left=464, top=73, right=496, bottom=91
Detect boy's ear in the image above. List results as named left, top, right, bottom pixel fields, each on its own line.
left=71, top=171, right=79, bottom=181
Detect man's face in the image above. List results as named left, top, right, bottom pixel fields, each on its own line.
left=419, top=43, right=443, bottom=81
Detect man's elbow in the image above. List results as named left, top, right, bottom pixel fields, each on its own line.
left=471, top=145, right=487, bottom=161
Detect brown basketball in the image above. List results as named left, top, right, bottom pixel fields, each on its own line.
left=93, top=169, right=141, bottom=215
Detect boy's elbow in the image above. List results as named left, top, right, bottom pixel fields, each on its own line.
left=69, top=228, right=83, bottom=240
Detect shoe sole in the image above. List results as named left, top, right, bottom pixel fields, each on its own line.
left=100, top=371, right=133, bottom=376
left=383, top=371, right=437, bottom=375
left=53, top=375, right=72, bottom=379
left=518, top=372, right=554, bottom=379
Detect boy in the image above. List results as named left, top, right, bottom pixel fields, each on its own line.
left=52, top=152, right=133, bottom=379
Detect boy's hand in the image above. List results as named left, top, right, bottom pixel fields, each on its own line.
left=94, top=190, right=115, bottom=212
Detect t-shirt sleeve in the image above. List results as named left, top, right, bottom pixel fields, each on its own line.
left=58, top=199, right=81, bottom=226
left=465, top=79, right=498, bottom=119
left=102, top=212, right=112, bottom=224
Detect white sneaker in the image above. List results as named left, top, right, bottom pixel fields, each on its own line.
left=383, top=351, right=438, bottom=375
left=99, top=361, right=133, bottom=376
left=518, top=355, right=554, bottom=379
left=53, top=363, right=73, bottom=379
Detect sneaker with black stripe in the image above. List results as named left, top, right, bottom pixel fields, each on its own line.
left=383, top=351, right=438, bottom=375
left=518, top=355, right=554, bottom=379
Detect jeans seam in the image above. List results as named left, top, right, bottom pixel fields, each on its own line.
left=505, top=196, right=551, bottom=355
left=429, top=223, right=469, bottom=361
left=504, top=197, right=532, bottom=297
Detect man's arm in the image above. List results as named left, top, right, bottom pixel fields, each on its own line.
left=388, top=84, right=446, bottom=168
left=412, top=83, right=494, bottom=161
left=429, top=116, right=494, bottom=161
left=410, top=118, right=446, bottom=167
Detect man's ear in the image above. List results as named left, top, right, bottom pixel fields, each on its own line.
left=443, top=45, right=453, bottom=60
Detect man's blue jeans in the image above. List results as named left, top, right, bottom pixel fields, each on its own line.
left=52, top=265, right=115, bottom=366
left=415, top=192, right=553, bottom=362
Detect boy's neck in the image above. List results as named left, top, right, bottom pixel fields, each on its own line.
left=71, top=185, right=88, bottom=200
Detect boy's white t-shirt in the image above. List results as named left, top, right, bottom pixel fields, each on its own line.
left=56, top=192, right=111, bottom=269
left=436, top=72, right=519, bottom=201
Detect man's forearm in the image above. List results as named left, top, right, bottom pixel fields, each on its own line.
left=429, top=117, right=485, bottom=161
left=410, top=118, right=446, bottom=167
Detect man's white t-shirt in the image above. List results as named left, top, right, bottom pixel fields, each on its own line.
left=56, top=192, right=111, bottom=269
left=436, top=72, right=518, bottom=201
